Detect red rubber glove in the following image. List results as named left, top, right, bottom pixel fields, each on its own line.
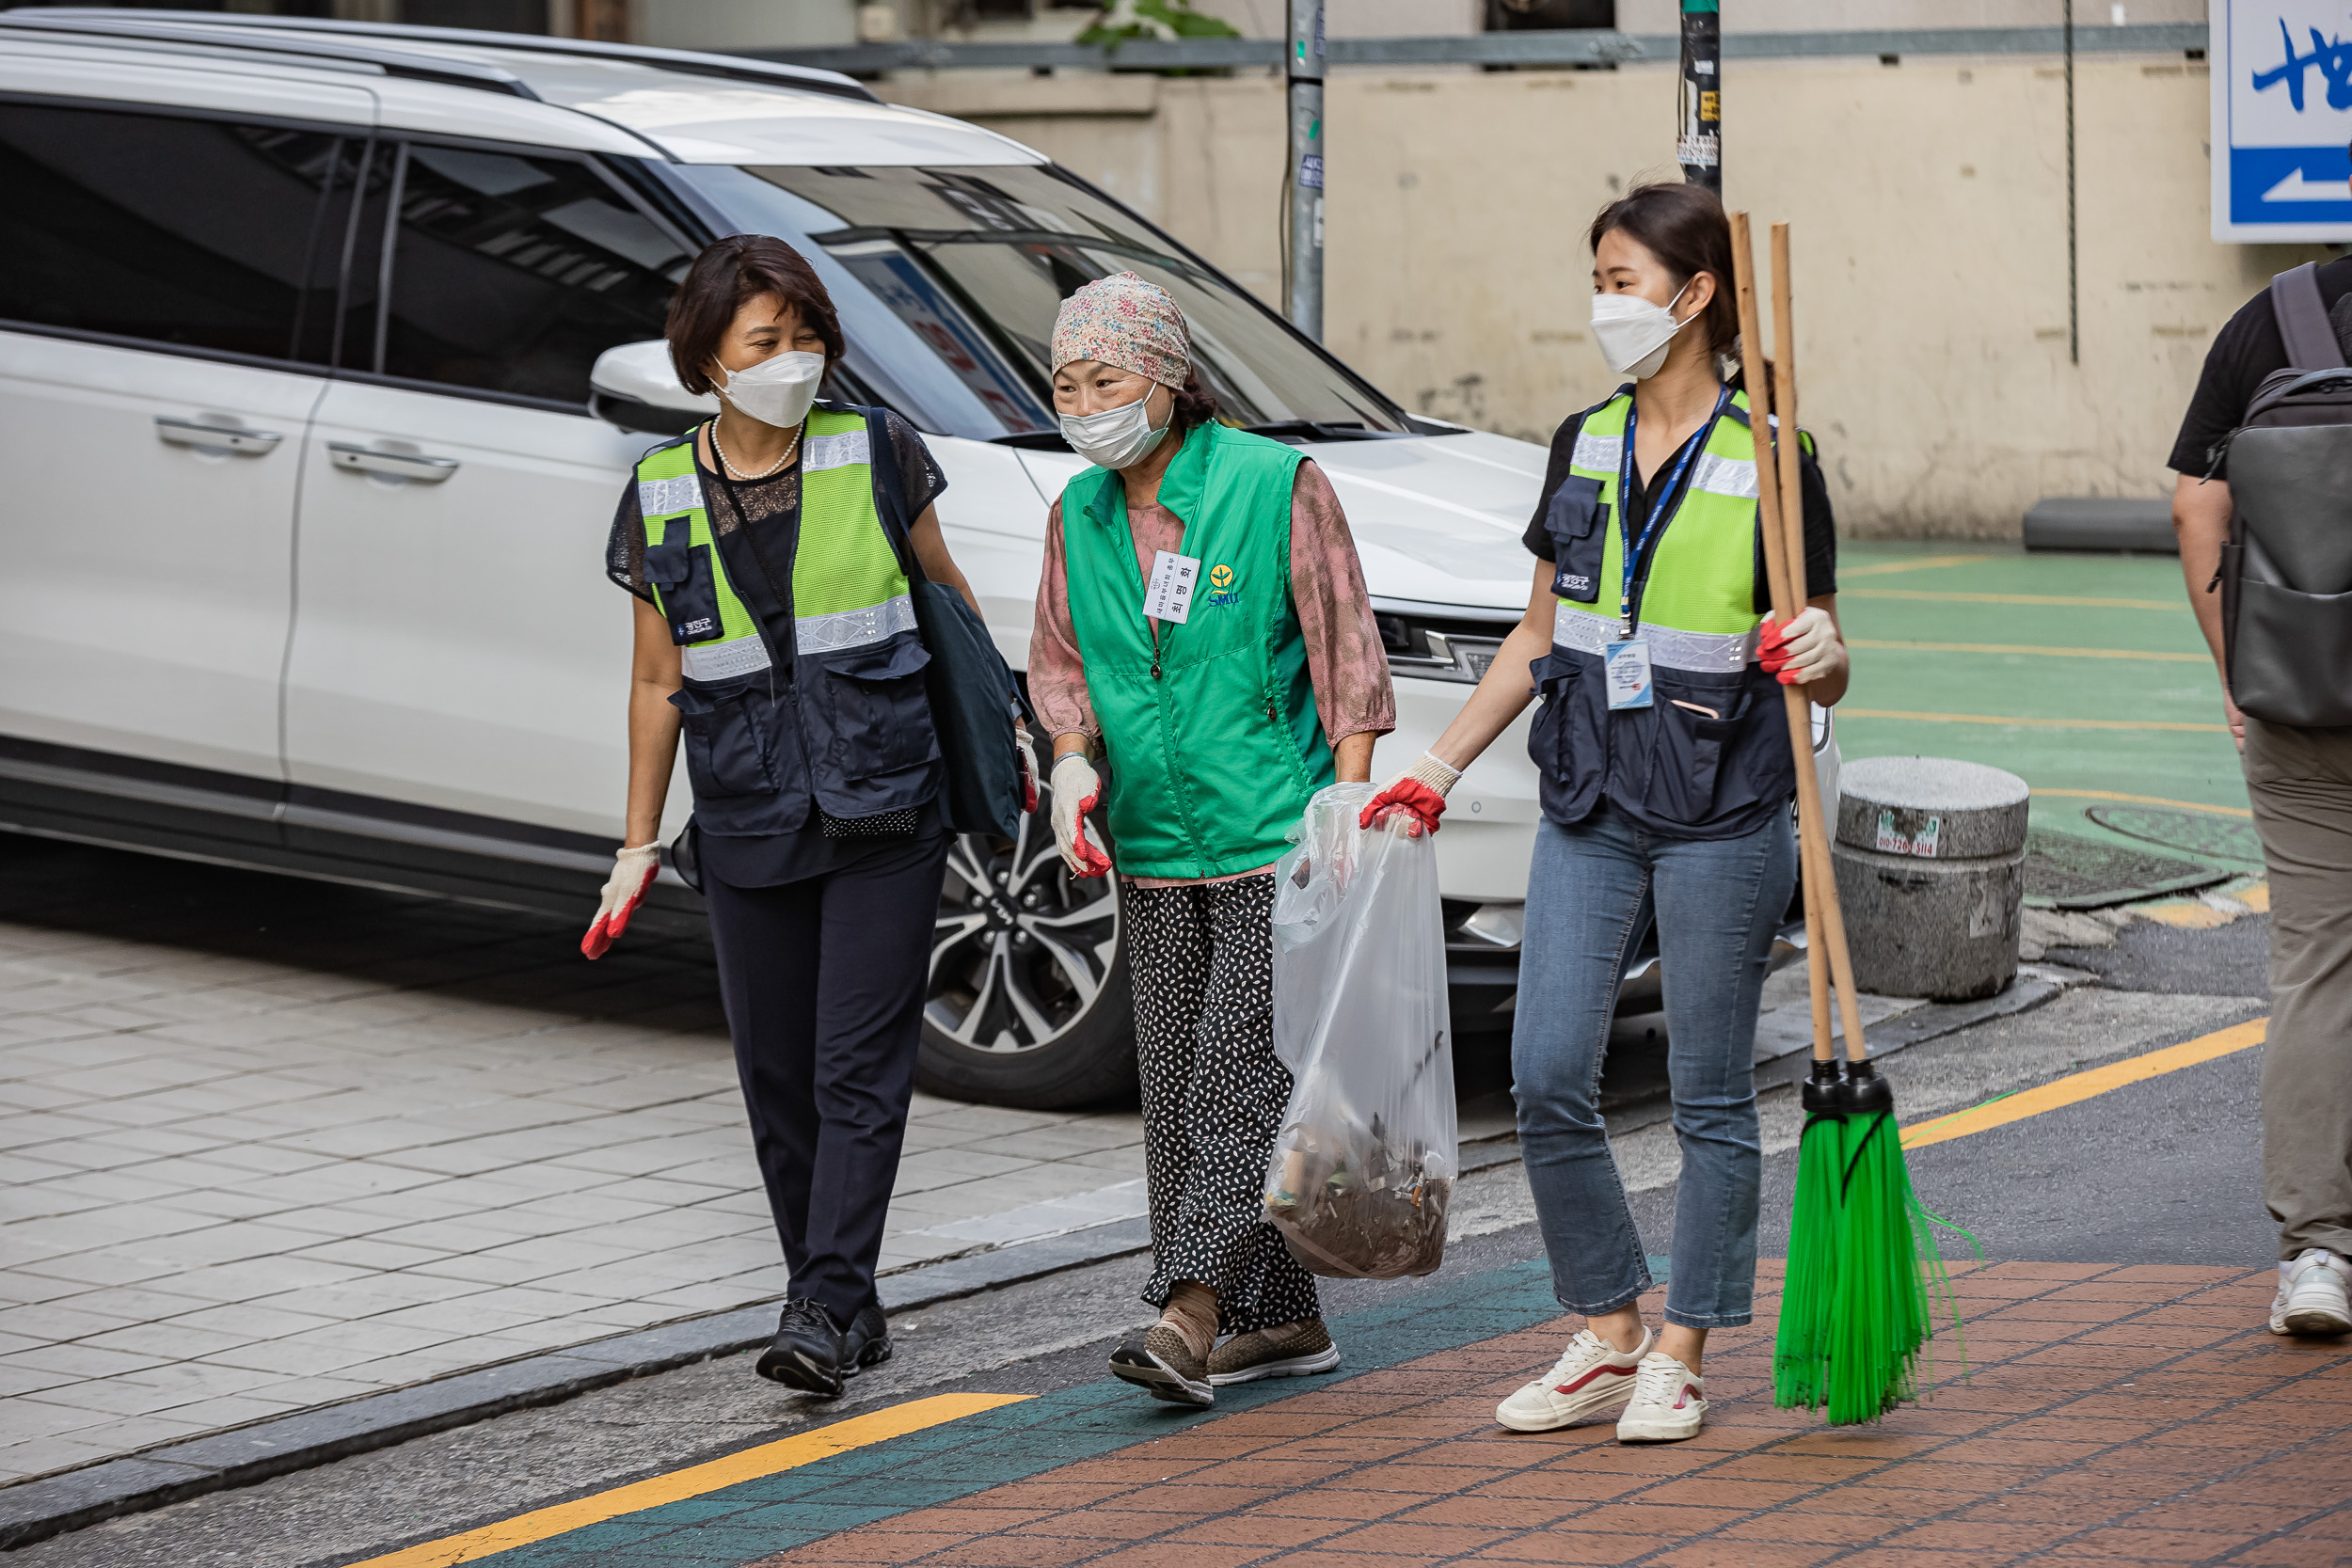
left=582, top=844, right=659, bottom=958
left=1014, top=727, right=1040, bottom=815
left=1758, top=607, right=1842, bottom=687
left=1360, top=777, right=1448, bottom=838
left=1050, top=753, right=1113, bottom=878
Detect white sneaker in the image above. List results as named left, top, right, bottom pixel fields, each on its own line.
left=1615, top=1351, right=1708, bottom=1443
left=2270, top=1248, right=2352, bottom=1337
left=1495, top=1327, right=1650, bottom=1433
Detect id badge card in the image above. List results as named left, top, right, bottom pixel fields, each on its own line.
left=1142, top=549, right=1200, bottom=624
left=1604, top=638, right=1655, bottom=710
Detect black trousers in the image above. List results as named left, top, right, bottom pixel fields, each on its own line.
left=703, top=830, right=950, bottom=1325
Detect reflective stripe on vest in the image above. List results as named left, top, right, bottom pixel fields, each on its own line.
left=1559, top=388, right=1762, bottom=650
left=634, top=409, right=911, bottom=676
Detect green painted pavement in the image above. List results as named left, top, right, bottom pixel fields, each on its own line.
left=1831, top=544, right=2248, bottom=836
left=395, top=1256, right=1674, bottom=1568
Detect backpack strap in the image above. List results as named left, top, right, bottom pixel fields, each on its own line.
left=2270, top=262, right=2347, bottom=370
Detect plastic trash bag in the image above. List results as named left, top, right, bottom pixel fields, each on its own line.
left=1261, top=782, right=1457, bottom=1279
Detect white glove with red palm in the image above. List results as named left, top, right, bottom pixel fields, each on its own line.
left=1014, top=726, right=1040, bottom=814
left=1050, top=752, right=1112, bottom=878
left=581, top=844, right=660, bottom=958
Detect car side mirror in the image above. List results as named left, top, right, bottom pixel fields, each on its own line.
left=590, top=341, right=719, bottom=436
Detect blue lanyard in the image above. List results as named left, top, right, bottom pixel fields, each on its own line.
left=1616, top=386, right=1731, bottom=636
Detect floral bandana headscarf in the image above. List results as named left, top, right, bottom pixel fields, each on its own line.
left=1049, top=272, right=1191, bottom=389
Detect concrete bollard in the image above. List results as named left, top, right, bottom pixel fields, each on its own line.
left=1830, top=756, right=2028, bottom=1002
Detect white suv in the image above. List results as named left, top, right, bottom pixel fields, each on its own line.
left=0, top=8, right=1557, bottom=1107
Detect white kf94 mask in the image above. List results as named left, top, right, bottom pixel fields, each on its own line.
left=1060, top=392, right=1170, bottom=469
left=714, top=351, right=825, bottom=429
left=1589, top=280, right=1694, bottom=380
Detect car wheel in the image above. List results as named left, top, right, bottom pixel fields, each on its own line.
left=915, top=778, right=1135, bottom=1109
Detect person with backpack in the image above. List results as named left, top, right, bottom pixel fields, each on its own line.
left=2169, top=255, right=2352, bottom=1338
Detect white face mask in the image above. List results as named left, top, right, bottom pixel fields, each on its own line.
left=1589, top=280, right=1694, bottom=380
left=1059, top=390, right=1169, bottom=470
left=714, top=350, right=825, bottom=429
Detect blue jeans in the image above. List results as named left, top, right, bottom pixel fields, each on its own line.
left=1511, top=801, right=1797, bottom=1329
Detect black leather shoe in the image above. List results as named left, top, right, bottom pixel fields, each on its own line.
left=756, top=1298, right=846, bottom=1397
left=841, top=1303, right=893, bottom=1377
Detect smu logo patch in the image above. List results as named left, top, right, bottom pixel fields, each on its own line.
left=1555, top=569, right=1594, bottom=598
left=1202, top=563, right=1241, bottom=608
left=678, top=616, right=716, bottom=637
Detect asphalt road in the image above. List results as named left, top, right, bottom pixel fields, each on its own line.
left=21, top=908, right=2281, bottom=1568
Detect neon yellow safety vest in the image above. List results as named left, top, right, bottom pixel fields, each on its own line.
left=634, top=407, right=937, bottom=833
left=1529, top=387, right=1804, bottom=838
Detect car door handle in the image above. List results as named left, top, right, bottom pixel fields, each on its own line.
left=327, top=442, right=460, bottom=483
left=154, top=416, right=281, bottom=455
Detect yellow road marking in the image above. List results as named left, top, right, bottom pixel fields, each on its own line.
left=1901, top=1018, right=2266, bottom=1151
left=2238, top=882, right=2272, bottom=911
left=1842, top=588, right=2184, bottom=610
left=2029, top=787, right=2252, bottom=818
left=344, top=1392, right=1029, bottom=1568
left=1841, top=708, right=2229, bottom=734
left=1847, top=638, right=2207, bottom=663
left=1838, top=554, right=1992, bottom=578
left=2138, top=901, right=2237, bottom=928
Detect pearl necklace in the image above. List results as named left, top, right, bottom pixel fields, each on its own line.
left=707, top=418, right=800, bottom=482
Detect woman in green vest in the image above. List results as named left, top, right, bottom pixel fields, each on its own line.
left=1363, top=183, right=1849, bottom=1444
left=1028, top=273, right=1395, bottom=1408
left=582, top=236, right=1025, bottom=1401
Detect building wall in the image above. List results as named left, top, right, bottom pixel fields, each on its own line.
left=892, top=51, right=2310, bottom=538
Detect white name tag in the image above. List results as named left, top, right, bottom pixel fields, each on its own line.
left=1605, top=638, right=1655, bottom=711
left=1143, top=549, right=1201, bottom=625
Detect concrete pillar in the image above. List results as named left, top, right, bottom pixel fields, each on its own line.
left=1830, top=755, right=2029, bottom=1002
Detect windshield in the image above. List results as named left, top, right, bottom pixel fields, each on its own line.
left=669, top=162, right=1408, bottom=442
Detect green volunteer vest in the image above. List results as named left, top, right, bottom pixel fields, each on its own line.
left=1061, top=420, right=1335, bottom=879
left=1554, top=388, right=1766, bottom=664
left=634, top=408, right=914, bottom=681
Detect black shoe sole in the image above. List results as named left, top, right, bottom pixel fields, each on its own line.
left=755, top=1345, right=845, bottom=1398
left=843, top=1337, right=894, bottom=1378
left=1108, top=1341, right=1213, bottom=1407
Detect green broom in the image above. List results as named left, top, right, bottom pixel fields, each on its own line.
left=1730, top=217, right=1965, bottom=1423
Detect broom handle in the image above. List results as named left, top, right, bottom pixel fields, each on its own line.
left=1728, top=214, right=1834, bottom=1070
left=1764, top=225, right=1837, bottom=1069
left=1767, top=222, right=1872, bottom=1066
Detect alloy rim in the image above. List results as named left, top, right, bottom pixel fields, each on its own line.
left=926, top=790, right=1119, bottom=1053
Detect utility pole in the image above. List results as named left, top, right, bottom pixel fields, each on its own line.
left=1286, top=0, right=1324, bottom=341
left=1677, top=0, right=1720, bottom=193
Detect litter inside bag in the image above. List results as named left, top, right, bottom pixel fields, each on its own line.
left=1262, top=784, right=1456, bottom=1279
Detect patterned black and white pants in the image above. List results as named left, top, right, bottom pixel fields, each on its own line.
left=1127, top=873, right=1322, bottom=1336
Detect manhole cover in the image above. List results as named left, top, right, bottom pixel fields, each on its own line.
left=2085, top=804, right=2265, bottom=864
left=2024, top=829, right=2233, bottom=910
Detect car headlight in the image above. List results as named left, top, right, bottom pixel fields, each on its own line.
left=1376, top=609, right=1508, bottom=685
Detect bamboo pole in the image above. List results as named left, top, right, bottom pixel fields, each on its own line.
left=1729, top=213, right=1862, bottom=1068
left=1765, top=223, right=1871, bottom=1066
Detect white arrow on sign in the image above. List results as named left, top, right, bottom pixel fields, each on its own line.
left=2263, top=168, right=2352, bottom=202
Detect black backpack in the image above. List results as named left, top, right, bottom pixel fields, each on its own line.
left=2216, top=261, right=2352, bottom=728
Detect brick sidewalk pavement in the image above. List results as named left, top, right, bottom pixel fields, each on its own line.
left=0, top=841, right=1146, bottom=1485
left=434, top=1259, right=2352, bottom=1568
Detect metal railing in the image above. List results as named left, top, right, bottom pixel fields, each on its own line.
left=738, top=23, right=2205, bottom=75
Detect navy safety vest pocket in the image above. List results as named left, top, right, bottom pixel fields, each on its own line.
left=644, top=519, right=725, bottom=645
left=807, top=636, right=940, bottom=783
left=1527, top=651, right=1604, bottom=826
left=1543, top=475, right=1607, bottom=605
left=1634, top=669, right=1756, bottom=826
left=670, top=682, right=781, bottom=806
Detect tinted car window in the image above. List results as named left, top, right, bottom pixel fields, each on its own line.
left=369, top=143, right=688, bottom=404
left=0, top=102, right=346, bottom=363
left=675, top=162, right=1407, bottom=441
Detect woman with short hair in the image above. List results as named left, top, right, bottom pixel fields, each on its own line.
left=1028, top=273, right=1394, bottom=1407
left=584, top=234, right=1022, bottom=1399
left=1362, top=183, right=1848, bottom=1444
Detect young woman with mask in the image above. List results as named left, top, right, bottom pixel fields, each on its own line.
left=1028, top=273, right=1393, bottom=1407
left=585, top=235, right=1027, bottom=1399
left=1363, top=182, right=1848, bottom=1444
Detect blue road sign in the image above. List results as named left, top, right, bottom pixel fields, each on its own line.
left=2215, top=0, right=2352, bottom=240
